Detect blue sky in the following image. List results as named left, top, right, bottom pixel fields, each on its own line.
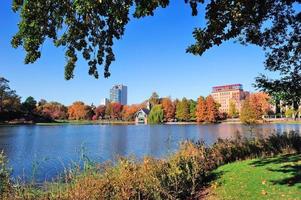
left=0, top=1, right=268, bottom=105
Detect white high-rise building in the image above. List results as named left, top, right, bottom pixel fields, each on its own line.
left=110, top=84, right=127, bottom=105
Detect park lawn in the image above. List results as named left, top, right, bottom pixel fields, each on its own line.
left=272, top=121, right=301, bottom=125
left=36, top=120, right=134, bottom=125
left=207, top=154, right=301, bottom=200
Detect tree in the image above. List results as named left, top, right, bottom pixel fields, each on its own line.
left=0, top=77, right=21, bottom=114
left=122, top=104, right=143, bottom=121
left=104, top=102, right=122, bottom=120
left=68, top=101, right=92, bottom=120
left=149, top=92, right=160, bottom=108
left=268, top=92, right=285, bottom=115
left=249, top=93, right=272, bottom=118
left=12, top=1, right=300, bottom=80
left=240, top=93, right=272, bottom=124
left=205, top=95, right=219, bottom=123
left=38, top=99, right=47, bottom=107
left=176, top=98, right=190, bottom=122
left=161, top=97, right=175, bottom=122
left=229, top=100, right=238, bottom=118
left=105, top=103, right=112, bottom=119
left=93, top=105, right=106, bottom=120
left=38, top=101, right=68, bottom=120
left=256, top=72, right=301, bottom=120
left=189, top=99, right=197, bottom=121
left=240, top=98, right=258, bottom=124
left=85, top=104, right=95, bottom=120
left=22, top=96, right=37, bottom=114
left=11, top=1, right=203, bottom=79
left=148, top=105, right=163, bottom=124
left=196, top=96, right=206, bottom=123
left=185, top=0, right=301, bottom=112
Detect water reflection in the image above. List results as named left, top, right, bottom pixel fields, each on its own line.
left=0, top=123, right=300, bottom=182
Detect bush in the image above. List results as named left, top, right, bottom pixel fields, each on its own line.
left=285, top=108, right=294, bottom=118
left=0, top=152, right=11, bottom=199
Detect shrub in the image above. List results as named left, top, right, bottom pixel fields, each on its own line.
left=0, top=151, right=11, bottom=199
left=285, top=108, right=294, bottom=118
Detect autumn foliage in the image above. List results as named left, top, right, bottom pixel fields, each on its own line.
left=0, top=78, right=274, bottom=124
left=93, top=105, right=106, bottom=120
left=38, top=101, right=68, bottom=120
left=162, top=98, right=175, bottom=122
left=122, top=104, right=141, bottom=121
left=68, top=101, right=93, bottom=120
left=249, top=92, right=272, bottom=117
left=104, top=102, right=123, bottom=120
left=196, top=96, right=206, bottom=122
left=196, top=96, right=220, bottom=123
left=240, top=93, right=272, bottom=124
left=206, top=95, right=219, bottom=123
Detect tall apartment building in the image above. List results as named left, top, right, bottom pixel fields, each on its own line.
left=110, top=84, right=127, bottom=105
left=211, top=84, right=249, bottom=113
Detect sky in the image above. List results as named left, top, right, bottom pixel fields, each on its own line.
left=0, top=1, right=269, bottom=105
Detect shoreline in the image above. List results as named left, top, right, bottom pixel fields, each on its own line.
left=1, top=119, right=301, bottom=126
left=0, top=120, right=135, bottom=126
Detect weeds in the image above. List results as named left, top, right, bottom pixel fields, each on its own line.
left=0, top=151, right=11, bottom=199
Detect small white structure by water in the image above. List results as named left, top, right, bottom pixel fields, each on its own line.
left=135, top=108, right=150, bottom=124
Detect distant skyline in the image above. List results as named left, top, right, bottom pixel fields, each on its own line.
left=0, top=1, right=272, bottom=105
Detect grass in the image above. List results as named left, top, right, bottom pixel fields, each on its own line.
left=272, top=121, right=301, bottom=125
left=36, top=120, right=135, bottom=126
left=207, top=154, right=301, bottom=200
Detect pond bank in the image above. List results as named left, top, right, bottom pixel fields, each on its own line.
left=0, top=120, right=135, bottom=126
left=36, top=120, right=135, bottom=126
left=2, top=118, right=301, bottom=126
left=1, top=132, right=301, bottom=199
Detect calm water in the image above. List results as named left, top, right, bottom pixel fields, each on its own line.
left=0, top=123, right=300, bottom=182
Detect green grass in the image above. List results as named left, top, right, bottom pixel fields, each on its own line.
left=36, top=120, right=134, bottom=126
left=272, top=121, right=301, bottom=124
left=208, top=154, right=301, bottom=200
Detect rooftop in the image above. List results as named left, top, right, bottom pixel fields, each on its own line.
left=212, top=84, right=243, bottom=93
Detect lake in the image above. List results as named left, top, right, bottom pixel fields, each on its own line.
left=0, top=123, right=300, bottom=182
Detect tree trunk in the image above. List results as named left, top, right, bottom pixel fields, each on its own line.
left=275, top=99, right=281, bottom=115
left=293, top=101, right=299, bottom=121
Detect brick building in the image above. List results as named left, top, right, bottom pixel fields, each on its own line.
left=211, top=84, right=249, bottom=114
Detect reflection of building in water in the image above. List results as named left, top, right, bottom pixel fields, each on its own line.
left=211, top=84, right=249, bottom=114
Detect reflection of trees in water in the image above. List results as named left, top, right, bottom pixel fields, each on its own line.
left=195, top=124, right=301, bottom=145
left=279, top=124, right=301, bottom=135
left=243, top=124, right=274, bottom=139
left=148, top=125, right=173, bottom=158
left=105, top=126, right=128, bottom=159
left=164, top=130, right=173, bottom=155
left=197, top=124, right=243, bottom=145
